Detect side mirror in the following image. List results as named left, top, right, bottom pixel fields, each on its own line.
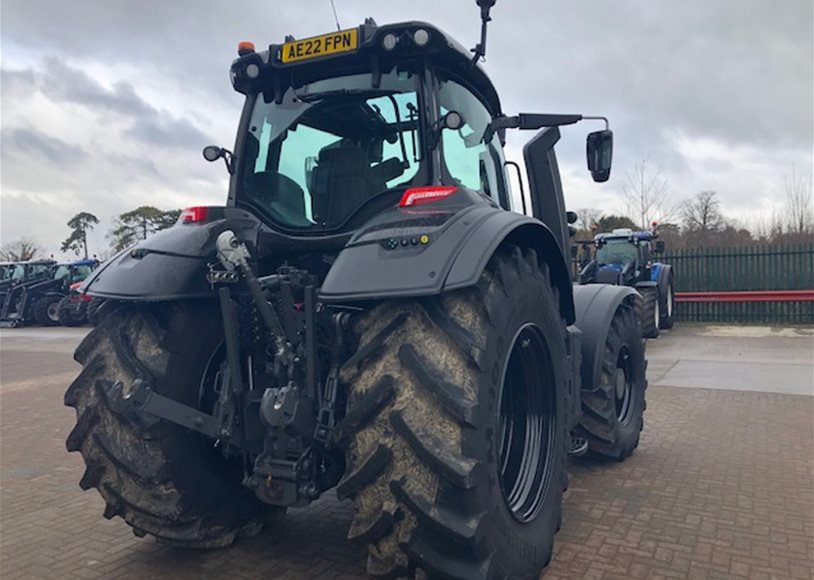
left=202, top=145, right=235, bottom=174
left=202, top=145, right=223, bottom=162
left=654, top=240, right=665, bottom=254
left=566, top=210, right=578, bottom=224
left=586, top=130, right=613, bottom=183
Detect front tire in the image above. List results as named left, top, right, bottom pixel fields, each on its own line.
left=338, top=247, right=569, bottom=579
left=576, top=303, right=647, bottom=460
left=64, top=302, right=282, bottom=547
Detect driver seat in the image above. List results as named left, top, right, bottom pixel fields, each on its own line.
left=310, top=143, right=377, bottom=226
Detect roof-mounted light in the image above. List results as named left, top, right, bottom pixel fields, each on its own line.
left=237, top=41, right=256, bottom=56
left=413, top=29, right=430, bottom=46
left=381, top=33, right=398, bottom=51
left=399, top=186, right=458, bottom=207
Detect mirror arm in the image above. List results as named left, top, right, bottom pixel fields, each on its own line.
left=582, top=115, right=609, bottom=130
left=222, top=149, right=235, bottom=174
left=485, top=113, right=589, bottom=142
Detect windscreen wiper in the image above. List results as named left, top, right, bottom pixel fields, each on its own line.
left=295, top=88, right=399, bottom=102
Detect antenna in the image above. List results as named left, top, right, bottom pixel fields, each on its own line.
left=471, top=0, right=497, bottom=63
left=329, top=0, right=342, bottom=31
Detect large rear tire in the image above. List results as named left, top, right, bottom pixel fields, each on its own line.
left=86, top=298, right=109, bottom=326
left=64, top=302, right=282, bottom=547
left=576, top=303, right=647, bottom=460
left=635, top=286, right=660, bottom=338
left=338, top=247, right=569, bottom=579
left=659, top=277, right=675, bottom=329
left=34, top=295, right=62, bottom=326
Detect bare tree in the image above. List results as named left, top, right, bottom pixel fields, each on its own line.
left=784, top=167, right=813, bottom=236
left=681, top=190, right=726, bottom=234
left=575, top=208, right=602, bottom=232
left=0, top=237, right=44, bottom=261
left=622, top=155, right=673, bottom=229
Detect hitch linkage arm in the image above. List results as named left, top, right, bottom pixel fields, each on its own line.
left=107, top=379, right=245, bottom=448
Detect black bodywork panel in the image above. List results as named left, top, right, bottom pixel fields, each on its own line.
left=82, top=208, right=261, bottom=300
left=572, top=283, right=639, bottom=390
left=81, top=201, right=575, bottom=324
left=320, top=202, right=575, bottom=324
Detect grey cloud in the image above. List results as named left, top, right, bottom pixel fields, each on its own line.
left=3, top=57, right=215, bottom=149
left=126, top=115, right=210, bottom=150
left=41, top=57, right=153, bottom=117
left=1, top=126, right=87, bottom=164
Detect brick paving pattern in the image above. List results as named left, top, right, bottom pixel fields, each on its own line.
left=1, top=359, right=812, bottom=578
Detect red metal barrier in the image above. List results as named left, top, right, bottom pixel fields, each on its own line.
left=675, top=290, right=814, bottom=303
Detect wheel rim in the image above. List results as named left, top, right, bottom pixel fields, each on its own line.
left=667, top=285, right=674, bottom=317
left=47, top=302, right=60, bottom=322
left=614, top=347, right=633, bottom=423
left=197, top=342, right=245, bottom=471
left=497, top=323, right=556, bottom=523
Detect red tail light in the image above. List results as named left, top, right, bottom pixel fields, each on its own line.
left=180, top=206, right=209, bottom=223
left=399, top=186, right=457, bottom=207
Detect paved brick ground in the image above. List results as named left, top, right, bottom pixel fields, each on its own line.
left=1, top=329, right=812, bottom=579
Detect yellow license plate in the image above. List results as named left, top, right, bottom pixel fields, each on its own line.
left=281, top=28, right=358, bottom=64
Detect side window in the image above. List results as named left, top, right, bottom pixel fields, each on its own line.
left=437, top=75, right=511, bottom=209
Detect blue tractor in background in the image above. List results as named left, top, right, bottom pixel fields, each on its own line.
left=579, top=228, right=675, bottom=337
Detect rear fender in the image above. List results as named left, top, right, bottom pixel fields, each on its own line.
left=82, top=207, right=261, bottom=301
left=572, top=284, right=639, bottom=391
left=320, top=206, right=575, bottom=323
left=652, top=263, right=673, bottom=296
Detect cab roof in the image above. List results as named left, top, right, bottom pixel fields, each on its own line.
left=230, top=20, right=502, bottom=116
left=595, top=230, right=655, bottom=242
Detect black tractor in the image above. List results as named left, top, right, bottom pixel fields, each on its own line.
left=66, top=4, right=648, bottom=578
left=0, top=259, right=99, bottom=327
left=578, top=228, right=675, bottom=337
left=0, top=260, right=56, bottom=327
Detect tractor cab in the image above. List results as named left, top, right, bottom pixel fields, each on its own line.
left=191, top=18, right=614, bottom=261
left=5, top=260, right=55, bottom=286
left=52, top=259, right=100, bottom=288
left=216, top=20, right=510, bottom=242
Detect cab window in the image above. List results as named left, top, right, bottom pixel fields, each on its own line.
left=437, top=74, right=512, bottom=210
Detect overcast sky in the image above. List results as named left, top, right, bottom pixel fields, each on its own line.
left=2, top=0, right=812, bottom=258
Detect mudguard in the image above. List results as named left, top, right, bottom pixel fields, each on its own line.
left=320, top=205, right=576, bottom=323
left=572, top=284, right=639, bottom=391
left=651, top=263, right=672, bottom=296
left=82, top=208, right=261, bottom=301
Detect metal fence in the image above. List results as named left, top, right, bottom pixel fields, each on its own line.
left=664, top=243, right=814, bottom=324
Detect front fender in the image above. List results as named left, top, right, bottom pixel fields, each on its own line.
left=572, top=284, right=639, bottom=391
left=320, top=206, right=575, bottom=323
left=82, top=208, right=260, bottom=301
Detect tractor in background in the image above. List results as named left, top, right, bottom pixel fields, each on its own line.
left=579, top=227, right=675, bottom=337
left=0, top=260, right=57, bottom=326
left=0, top=258, right=99, bottom=327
